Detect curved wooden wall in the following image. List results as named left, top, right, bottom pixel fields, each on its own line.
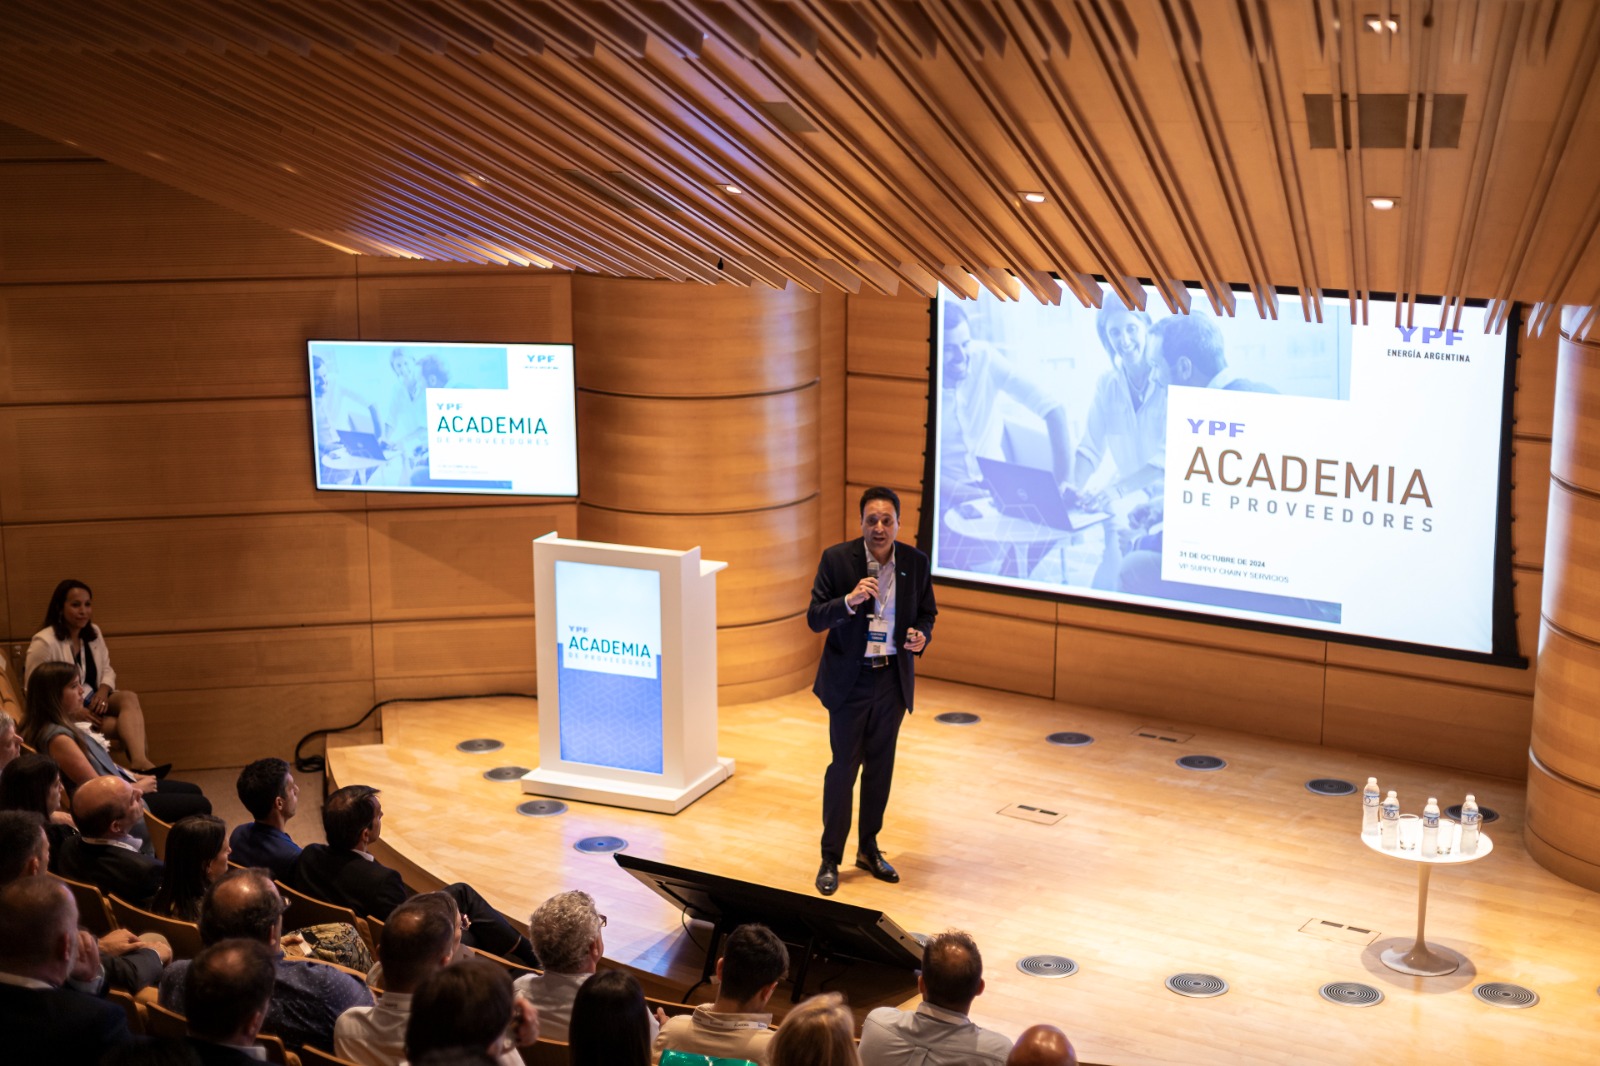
left=571, top=278, right=824, bottom=702
left=1526, top=310, right=1600, bottom=890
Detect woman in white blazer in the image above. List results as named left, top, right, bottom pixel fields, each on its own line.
left=25, top=578, right=166, bottom=777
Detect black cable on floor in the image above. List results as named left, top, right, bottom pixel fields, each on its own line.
left=292, top=691, right=535, bottom=778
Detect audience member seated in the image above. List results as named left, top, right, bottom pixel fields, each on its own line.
left=0, top=876, right=135, bottom=1062
left=160, top=867, right=373, bottom=1052
left=229, top=758, right=303, bottom=881
left=183, top=938, right=278, bottom=1065
left=0, top=808, right=171, bottom=995
left=570, top=969, right=652, bottom=1066
left=858, top=931, right=1011, bottom=1066
left=654, top=922, right=788, bottom=1065
left=514, top=889, right=621, bottom=1042
left=336, top=892, right=523, bottom=1066
left=22, top=660, right=211, bottom=823
left=25, top=578, right=166, bottom=777
left=404, top=958, right=537, bottom=1064
left=58, top=775, right=166, bottom=908
left=152, top=814, right=231, bottom=920
left=291, top=784, right=537, bottom=965
left=0, top=709, right=20, bottom=772
left=1005, top=1024, right=1077, bottom=1066
left=0, top=751, right=80, bottom=863
left=768, top=991, right=860, bottom=1066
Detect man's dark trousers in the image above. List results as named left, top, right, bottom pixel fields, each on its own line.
left=821, top=659, right=905, bottom=864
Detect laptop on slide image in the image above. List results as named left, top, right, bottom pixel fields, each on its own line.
left=336, top=428, right=389, bottom=460
left=976, top=456, right=1109, bottom=533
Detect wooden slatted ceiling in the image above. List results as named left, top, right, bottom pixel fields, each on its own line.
left=2, top=0, right=1600, bottom=323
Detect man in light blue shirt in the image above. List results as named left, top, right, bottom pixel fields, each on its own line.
left=858, top=930, right=1012, bottom=1066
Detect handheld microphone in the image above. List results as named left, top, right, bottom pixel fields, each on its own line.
left=867, top=558, right=881, bottom=617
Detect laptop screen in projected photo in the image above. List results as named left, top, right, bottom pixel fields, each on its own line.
left=923, top=283, right=1520, bottom=662
left=307, top=339, right=577, bottom=497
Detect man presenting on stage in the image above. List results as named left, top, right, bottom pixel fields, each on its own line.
left=807, top=487, right=937, bottom=896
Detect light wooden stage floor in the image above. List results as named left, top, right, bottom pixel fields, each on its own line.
left=327, top=681, right=1600, bottom=1066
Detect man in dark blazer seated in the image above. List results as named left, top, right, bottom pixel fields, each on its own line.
left=808, top=486, right=937, bottom=896
left=0, top=877, right=135, bottom=1063
left=292, top=784, right=540, bottom=966
left=182, top=938, right=278, bottom=1065
left=57, top=774, right=165, bottom=909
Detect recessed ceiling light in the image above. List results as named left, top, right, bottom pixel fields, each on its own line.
left=461, top=172, right=490, bottom=187
left=721, top=183, right=743, bottom=195
left=1368, top=196, right=1397, bottom=210
left=1364, top=15, right=1399, bottom=32
left=280, top=163, right=299, bottom=174
left=1021, top=191, right=1047, bottom=204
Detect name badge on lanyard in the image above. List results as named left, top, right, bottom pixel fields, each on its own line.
left=866, top=613, right=890, bottom=653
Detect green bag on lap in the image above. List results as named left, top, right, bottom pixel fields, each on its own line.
left=658, top=1051, right=757, bottom=1066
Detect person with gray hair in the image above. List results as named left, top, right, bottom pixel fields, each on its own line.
left=857, top=930, right=1011, bottom=1066
left=513, top=890, right=658, bottom=1044
left=0, top=709, right=20, bottom=773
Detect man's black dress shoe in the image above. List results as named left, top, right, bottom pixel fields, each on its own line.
left=855, top=850, right=900, bottom=883
left=815, top=860, right=839, bottom=896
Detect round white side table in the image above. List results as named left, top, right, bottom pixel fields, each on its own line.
left=1361, top=822, right=1493, bottom=976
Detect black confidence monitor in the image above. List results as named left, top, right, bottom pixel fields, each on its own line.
left=614, top=854, right=922, bottom=993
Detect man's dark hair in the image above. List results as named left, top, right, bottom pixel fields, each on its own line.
left=234, top=759, right=291, bottom=820
left=198, top=868, right=283, bottom=946
left=0, top=753, right=64, bottom=818
left=859, top=486, right=901, bottom=518
left=322, top=784, right=380, bottom=851
left=921, top=930, right=984, bottom=1012
left=411, top=1051, right=497, bottom=1066
left=406, top=958, right=512, bottom=1061
left=185, top=939, right=275, bottom=1043
left=380, top=896, right=458, bottom=992
left=0, top=810, right=47, bottom=886
left=1152, top=313, right=1226, bottom=383
left=0, top=877, right=74, bottom=969
left=719, top=924, right=789, bottom=1003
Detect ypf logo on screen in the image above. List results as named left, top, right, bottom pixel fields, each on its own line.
left=1386, top=326, right=1474, bottom=364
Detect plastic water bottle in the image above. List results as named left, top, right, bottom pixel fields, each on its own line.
left=1380, top=790, right=1400, bottom=849
left=1459, top=794, right=1482, bottom=855
left=1421, top=797, right=1440, bottom=857
left=1362, top=777, right=1381, bottom=836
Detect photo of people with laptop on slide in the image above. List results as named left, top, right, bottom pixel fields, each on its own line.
left=934, top=284, right=1348, bottom=620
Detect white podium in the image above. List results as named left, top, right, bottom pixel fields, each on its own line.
left=523, top=533, right=734, bottom=814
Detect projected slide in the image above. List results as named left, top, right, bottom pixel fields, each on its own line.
left=929, top=285, right=1511, bottom=655
left=553, top=561, right=664, bottom=774
left=308, top=340, right=577, bottom=496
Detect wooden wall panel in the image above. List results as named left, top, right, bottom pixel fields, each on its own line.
left=1516, top=324, right=1559, bottom=441
left=1525, top=759, right=1600, bottom=893
left=1053, top=626, right=1327, bottom=744
left=1322, top=668, right=1532, bottom=779
left=917, top=606, right=1056, bottom=699
left=574, top=278, right=820, bottom=396
left=0, top=163, right=354, bottom=283
left=579, top=389, right=820, bottom=513
left=846, top=292, right=931, bottom=379
left=1055, top=601, right=1327, bottom=663
left=0, top=121, right=93, bottom=161
left=357, top=273, right=573, bottom=345
left=1529, top=625, right=1600, bottom=785
left=935, top=583, right=1056, bottom=623
left=0, top=279, right=358, bottom=403
left=1511, top=439, right=1551, bottom=569
left=576, top=499, right=819, bottom=628
left=1540, top=482, right=1600, bottom=641
left=143, top=680, right=377, bottom=770
left=0, top=400, right=353, bottom=522
left=818, top=291, right=847, bottom=547
left=365, top=504, right=577, bottom=622
left=3, top=512, right=372, bottom=638
left=109, top=625, right=373, bottom=690
left=371, top=618, right=537, bottom=701
left=843, top=484, right=922, bottom=545
left=844, top=376, right=927, bottom=489
left=717, top=614, right=819, bottom=705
